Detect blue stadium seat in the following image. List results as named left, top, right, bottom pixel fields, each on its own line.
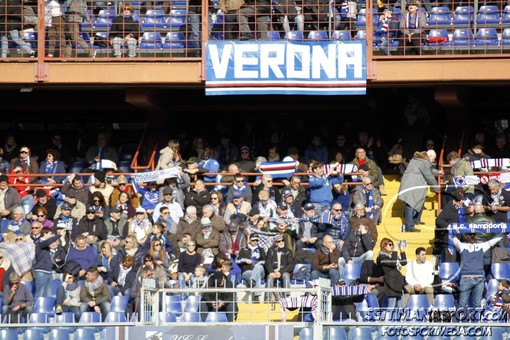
left=438, top=261, right=461, bottom=283
left=180, top=311, right=201, bottom=322
left=427, top=29, right=450, bottom=47
left=183, top=295, right=201, bottom=312
left=93, top=9, right=115, bottom=28
left=139, top=32, right=163, bottom=50
left=28, top=312, right=50, bottom=324
left=267, top=31, right=281, bottom=40
left=33, top=297, right=56, bottom=315
left=168, top=9, right=187, bottom=29
left=308, top=30, right=328, bottom=40
left=22, top=328, right=46, bottom=340
left=342, top=262, right=362, bottom=285
left=205, top=312, right=228, bottom=322
left=164, top=294, right=183, bottom=315
left=364, top=294, right=379, bottom=308
left=299, top=327, right=313, bottom=340
left=285, top=31, right=304, bottom=40
left=433, top=294, right=455, bottom=311
left=485, top=278, right=500, bottom=300
left=355, top=30, right=366, bottom=40
left=49, top=328, right=71, bottom=340
left=451, top=28, right=474, bottom=47
left=325, top=326, right=347, bottom=340
left=159, top=311, right=178, bottom=323
left=21, top=281, right=34, bottom=295
left=503, top=5, right=510, bottom=25
left=427, top=12, right=452, bottom=28
left=55, top=312, right=76, bottom=324
left=491, top=262, right=510, bottom=279
left=332, top=30, right=351, bottom=40
left=453, top=5, right=474, bottom=26
left=405, top=294, right=430, bottom=321
left=475, top=28, right=499, bottom=47
left=79, top=311, right=101, bottom=323
left=0, top=329, right=19, bottom=340
left=110, top=295, right=130, bottom=313
left=141, top=9, right=168, bottom=29
left=476, top=5, right=501, bottom=26
left=104, top=311, right=127, bottom=323
left=74, top=328, right=97, bottom=340
left=162, top=31, right=186, bottom=49
left=502, top=28, right=510, bottom=45
left=430, top=6, right=450, bottom=14
left=348, top=327, right=373, bottom=340
left=356, top=9, right=378, bottom=29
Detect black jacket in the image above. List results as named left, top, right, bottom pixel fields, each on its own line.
left=110, top=15, right=140, bottom=39
left=265, top=245, right=294, bottom=275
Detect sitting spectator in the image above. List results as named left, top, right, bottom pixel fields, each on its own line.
left=80, top=267, right=111, bottom=321
left=9, top=146, right=38, bottom=184
left=145, top=222, right=173, bottom=258
left=0, top=174, right=21, bottom=220
left=488, top=279, right=510, bottom=312
left=184, top=179, right=211, bottom=218
left=202, top=204, right=227, bottom=234
left=104, top=206, right=129, bottom=253
left=110, top=3, right=140, bottom=58
left=311, top=235, right=342, bottom=285
left=62, top=174, right=90, bottom=206
left=32, top=207, right=54, bottom=230
left=89, top=171, right=114, bottom=207
left=129, top=207, right=152, bottom=247
left=2, top=272, right=33, bottom=323
left=117, top=234, right=146, bottom=270
left=265, top=234, right=294, bottom=294
left=109, top=255, right=137, bottom=298
left=29, top=189, right=57, bottom=222
left=76, top=205, right=107, bottom=248
left=147, top=239, right=171, bottom=269
left=403, top=247, right=435, bottom=306
left=67, top=235, right=97, bottom=278
left=2, top=207, right=30, bottom=236
left=237, top=233, right=266, bottom=300
left=349, top=203, right=379, bottom=243
left=196, top=217, right=220, bottom=263
left=360, top=259, right=385, bottom=306
left=96, top=241, right=120, bottom=283
left=226, top=173, right=253, bottom=204
left=8, top=167, right=32, bottom=214
left=178, top=240, right=202, bottom=286
left=200, top=261, right=238, bottom=322
left=55, top=194, right=86, bottom=221
left=175, top=205, right=202, bottom=243
left=38, top=149, right=66, bottom=188
left=114, top=192, right=136, bottom=221
left=189, top=265, right=209, bottom=290
left=351, top=176, right=383, bottom=224
left=219, top=217, right=247, bottom=260
left=206, top=252, right=242, bottom=280
left=339, top=223, right=375, bottom=270
left=109, top=175, right=139, bottom=208
left=89, top=191, right=109, bottom=221
left=137, top=254, right=168, bottom=288
left=224, top=190, right=252, bottom=225
left=55, top=272, right=82, bottom=321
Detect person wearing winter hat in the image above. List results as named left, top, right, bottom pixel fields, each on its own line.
left=89, top=170, right=114, bottom=205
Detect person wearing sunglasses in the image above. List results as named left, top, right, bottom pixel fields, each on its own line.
left=377, top=238, right=407, bottom=309
left=265, top=235, right=294, bottom=298
left=8, top=146, right=39, bottom=184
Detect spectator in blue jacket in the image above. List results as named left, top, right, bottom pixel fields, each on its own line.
left=308, top=161, right=344, bottom=214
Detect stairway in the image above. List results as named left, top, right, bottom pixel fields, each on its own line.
left=378, top=174, right=439, bottom=274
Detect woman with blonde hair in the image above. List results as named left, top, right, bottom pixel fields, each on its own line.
left=155, top=139, right=183, bottom=170
left=96, top=240, right=120, bottom=281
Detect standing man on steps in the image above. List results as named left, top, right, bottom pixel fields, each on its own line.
left=397, top=151, right=440, bottom=233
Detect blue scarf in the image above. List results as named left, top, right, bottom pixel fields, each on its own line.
left=447, top=222, right=508, bottom=255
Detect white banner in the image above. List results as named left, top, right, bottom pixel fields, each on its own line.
left=131, top=168, right=181, bottom=184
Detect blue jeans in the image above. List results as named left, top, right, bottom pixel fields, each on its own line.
left=0, top=30, right=34, bottom=58
left=458, top=276, right=485, bottom=309
left=241, top=264, right=265, bottom=297
left=34, top=270, right=53, bottom=299
left=311, top=268, right=341, bottom=285
left=404, top=203, right=420, bottom=231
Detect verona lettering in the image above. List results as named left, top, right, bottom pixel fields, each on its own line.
left=207, top=43, right=364, bottom=80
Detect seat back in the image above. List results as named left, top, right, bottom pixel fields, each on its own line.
left=427, top=29, right=450, bottom=46
left=164, top=294, right=183, bottom=314
left=22, top=329, right=46, bottom=340
left=428, top=13, right=452, bottom=26
left=325, top=326, right=347, bottom=340
left=183, top=295, right=201, bottom=312
left=342, top=262, right=362, bottom=285
left=49, top=328, right=71, bottom=340
left=475, top=28, right=499, bottom=46
left=453, top=5, right=474, bottom=25
left=74, top=328, right=97, bottom=340
left=110, top=295, right=130, bottom=313
left=438, top=262, right=461, bottom=283
left=433, top=294, right=455, bottom=311
left=33, top=297, right=56, bottom=314
left=180, top=311, right=201, bottom=322
left=104, top=311, right=127, bottom=323
left=430, top=6, right=450, bottom=14
left=285, top=31, right=304, bottom=40
left=55, top=312, right=76, bottom=323
left=0, top=328, right=19, bottom=340
left=79, top=311, right=101, bottom=323
left=28, top=312, right=50, bottom=324
left=168, top=9, right=187, bottom=28
left=452, top=28, right=474, bottom=46
left=333, top=30, right=351, bottom=40
left=205, top=311, right=228, bottom=322
left=502, top=28, right=510, bottom=45
left=491, top=262, right=510, bottom=280
left=308, top=30, right=329, bottom=40
left=159, top=311, right=177, bottom=323
left=348, top=327, right=373, bottom=340
left=298, top=327, right=313, bottom=340
left=140, top=32, right=163, bottom=50
left=355, top=30, right=366, bottom=40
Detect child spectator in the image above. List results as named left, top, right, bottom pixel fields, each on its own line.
left=374, top=9, right=399, bottom=56
left=190, top=265, right=209, bottom=290
left=488, top=279, right=510, bottom=311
